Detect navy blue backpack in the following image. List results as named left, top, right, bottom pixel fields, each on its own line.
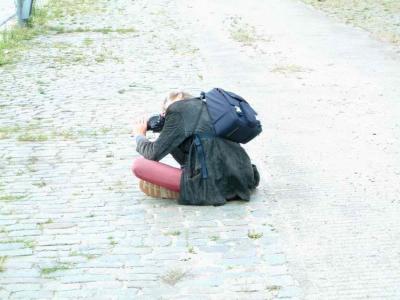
left=200, top=88, right=262, bottom=144
left=192, top=88, right=262, bottom=179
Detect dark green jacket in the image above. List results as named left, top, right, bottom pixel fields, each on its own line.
left=136, top=98, right=259, bottom=205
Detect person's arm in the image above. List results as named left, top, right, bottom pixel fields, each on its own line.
left=136, top=110, right=187, bottom=161
left=170, top=147, right=186, bottom=166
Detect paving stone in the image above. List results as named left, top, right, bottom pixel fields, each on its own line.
left=0, top=219, right=17, bottom=226
left=1, top=269, right=40, bottom=278
left=267, top=254, right=288, bottom=266
left=42, top=283, right=81, bottom=292
left=4, top=283, right=41, bottom=292
left=0, top=290, right=10, bottom=299
left=0, top=248, right=33, bottom=256
left=0, top=243, right=25, bottom=251
left=59, top=274, right=115, bottom=284
left=278, top=286, right=303, bottom=299
left=54, top=289, right=95, bottom=298
left=11, top=290, right=53, bottom=299
left=266, top=275, right=295, bottom=287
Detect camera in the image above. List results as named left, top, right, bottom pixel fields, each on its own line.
left=147, top=114, right=165, bottom=133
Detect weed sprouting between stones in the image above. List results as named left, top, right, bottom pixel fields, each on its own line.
left=38, top=218, right=53, bottom=230
left=0, top=0, right=135, bottom=66
left=0, top=239, right=36, bottom=249
left=40, top=264, right=70, bottom=276
left=247, top=230, right=263, bottom=239
left=188, top=246, right=196, bottom=254
left=1, top=125, right=115, bottom=142
left=18, top=133, right=48, bottom=142
left=300, top=0, right=400, bottom=45
left=69, top=251, right=96, bottom=260
left=164, top=230, right=181, bottom=236
left=209, top=235, right=220, bottom=241
left=0, top=256, right=7, bottom=272
left=229, top=16, right=258, bottom=45
left=32, top=179, right=47, bottom=188
left=0, top=125, right=21, bottom=139
left=266, top=284, right=281, bottom=292
left=271, top=64, right=312, bottom=75
left=161, top=268, right=189, bottom=285
left=108, top=236, right=118, bottom=246
left=0, top=195, right=26, bottom=202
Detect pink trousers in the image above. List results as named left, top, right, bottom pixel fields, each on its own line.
left=131, top=157, right=182, bottom=192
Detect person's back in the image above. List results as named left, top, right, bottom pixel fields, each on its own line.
left=132, top=91, right=259, bottom=206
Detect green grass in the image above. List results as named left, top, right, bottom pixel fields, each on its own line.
left=0, top=256, right=7, bottom=272
left=0, top=239, right=35, bottom=249
left=301, top=0, right=400, bottom=45
left=24, top=240, right=36, bottom=249
left=40, top=264, right=70, bottom=275
left=45, top=26, right=137, bottom=35
left=0, top=125, right=21, bottom=139
left=209, top=235, right=220, bottom=241
left=108, top=236, right=118, bottom=246
left=18, top=133, right=48, bottom=142
left=0, top=125, right=111, bottom=142
left=0, top=195, right=26, bottom=202
left=271, top=64, right=311, bottom=75
left=0, top=26, right=39, bottom=66
left=247, top=230, right=263, bottom=239
left=38, top=218, right=53, bottom=230
left=52, top=41, right=72, bottom=49
left=266, top=284, right=281, bottom=292
left=188, top=246, right=196, bottom=254
left=0, top=0, right=136, bottom=67
left=0, top=0, right=100, bottom=66
left=229, top=17, right=258, bottom=45
left=56, top=130, right=76, bottom=140
left=161, top=268, right=188, bottom=286
left=0, top=7, right=48, bottom=66
left=165, top=230, right=181, bottom=236
left=82, top=37, right=93, bottom=46
left=69, top=251, right=96, bottom=260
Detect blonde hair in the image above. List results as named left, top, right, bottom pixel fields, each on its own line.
left=162, top=90, right=193, bottom=112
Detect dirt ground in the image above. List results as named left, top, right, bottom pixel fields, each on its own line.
left=300, top=0, right=400, bottom=45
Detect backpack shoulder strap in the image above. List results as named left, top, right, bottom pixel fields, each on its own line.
left=192, top=97, right=205, bottom=134
left=191, top=97, right=212, bottom=179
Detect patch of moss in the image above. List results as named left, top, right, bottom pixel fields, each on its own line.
left=0, top=125, right=21, bottom=139
left=0, top=195, right=26, bottom=202
left=229, top=17, right=258, bottom=45
left=0, top=0, right=100, bottom=66
left=40, top=264, right=70, bottom=275
left=248, top=230, right=263, bottom=239
left=18, top=133, right=48, bottom=142
left=0, top=256, right=7, bottom=272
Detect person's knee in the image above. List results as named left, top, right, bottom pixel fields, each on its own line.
left=132, top=157, right=148, bottom=178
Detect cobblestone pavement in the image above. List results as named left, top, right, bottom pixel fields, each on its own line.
left=0, top=0, right=301, bottom=299
left=180, top=0, right=400, bottom=299
left=1, top=0, right=400, bottom=299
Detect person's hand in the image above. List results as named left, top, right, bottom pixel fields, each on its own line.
left=132, top=117, right=147, bottom=137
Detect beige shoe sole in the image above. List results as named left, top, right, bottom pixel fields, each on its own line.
left=139, top=180, right=179, bottom=199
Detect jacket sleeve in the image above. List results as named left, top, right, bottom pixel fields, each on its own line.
left=170, top=147, right=186, bottom=166
left=136, top=110, right=187, bottom=161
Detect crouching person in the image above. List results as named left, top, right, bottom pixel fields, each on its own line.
left=132, top=90, right=260, bottom=206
